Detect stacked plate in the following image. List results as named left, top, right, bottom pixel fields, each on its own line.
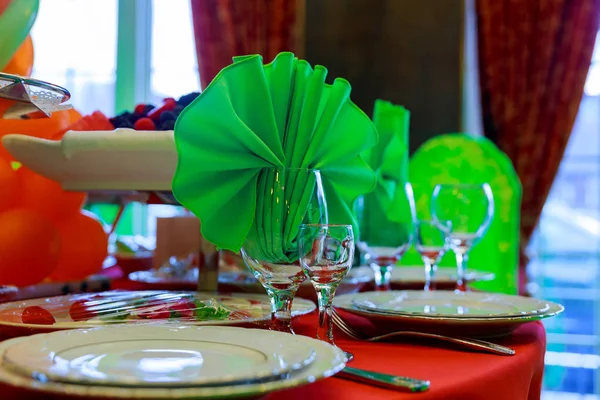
left=0, top=325, right=346, bottom=398
left=378, top=267, right=494, bottom=290
left=128, top=266, right=490, bottom=296
left=333, top=290, right=564, bottom=337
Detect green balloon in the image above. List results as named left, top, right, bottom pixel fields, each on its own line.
left=0, top=0, right=39, bottom=71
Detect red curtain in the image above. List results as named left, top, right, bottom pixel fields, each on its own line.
left=190, top=0, right=305, bottom=89
left=477, top=0, right=599, bottom=293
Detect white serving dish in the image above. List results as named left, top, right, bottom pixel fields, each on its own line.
left=2, top=129, right=177, bottom=191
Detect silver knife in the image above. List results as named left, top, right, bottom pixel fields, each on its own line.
left=336, top=366, right=430, bottom=392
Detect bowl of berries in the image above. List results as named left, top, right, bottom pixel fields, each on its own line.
left=2, top=93, right=202, bottom=192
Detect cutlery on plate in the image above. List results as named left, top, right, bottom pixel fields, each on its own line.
left=331, top=308, right=515, bottom=356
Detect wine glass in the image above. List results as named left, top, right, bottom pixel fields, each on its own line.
left=415, top=220, right=451, bottom=291
left=240, top=168, right=327, bottom=333
left=356, top=183, right=416, bottom=291
left=299, top=224, right=354, bottom=344
left=431, top=184, right=494, bottom=291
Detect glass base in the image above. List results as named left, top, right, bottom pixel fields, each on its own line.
left=265, top=285, right=299, bottom=334
left=240, top=248, right=305, bottom=335
left=370, top=264, right=393, bottom=291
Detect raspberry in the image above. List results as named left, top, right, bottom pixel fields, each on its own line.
left=134, top=104, right=146, bottom=115
left=134, top=117, right=156, bottom=130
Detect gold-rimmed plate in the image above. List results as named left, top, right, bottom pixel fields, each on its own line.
left=333, top=291, right=563, bottom=337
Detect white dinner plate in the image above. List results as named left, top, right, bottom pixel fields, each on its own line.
left=389, top=267, right=494, bottom=284
left=129, top=266, right=372, bottom=292
left=3, top=325, right=315, bottom=388
left=349, top=290, right=563, bottom=318
left=0, top=291, right=316, bottom=340
left=0, top=327, right=345, bottom=399
left=333, top=291, right=563, bottom=337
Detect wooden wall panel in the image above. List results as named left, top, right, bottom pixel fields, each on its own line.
left=305, top=0, right=463, bottom=153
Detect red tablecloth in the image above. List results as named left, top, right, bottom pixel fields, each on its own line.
left=268, top=313, right=546, bottom=400
left=1, top=275, right=546, bottom=400
left=114, top=275, right=546, bottom=400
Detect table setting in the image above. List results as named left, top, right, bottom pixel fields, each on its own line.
left=0, top=52, right=563, bottom=399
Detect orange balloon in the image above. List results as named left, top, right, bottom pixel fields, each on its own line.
left=16, top=166, right=86, bottom=223
left=0, top=156, right=17, bottom=212
left=2, top=35, right=33, bottom=77
left=0, top=108, right=82, bottom=161
left=49, top=210, right=108, bottom=281
left=0, top=208, right=61, bottom=286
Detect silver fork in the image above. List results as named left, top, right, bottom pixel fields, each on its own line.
left=331, top=308, right=515, bottom=356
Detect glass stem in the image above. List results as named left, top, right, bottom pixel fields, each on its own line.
left=423, top=259, right=434, bottom=291
left=373, top=264, right=392, bottom=291
left=455, top=252, right=469, bottom=292
left=266, top=286, right=298, bottom=334
left=315, top=284, right=336, bottom=344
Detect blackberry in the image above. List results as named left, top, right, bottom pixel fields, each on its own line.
left=143, top=104, right=155, bottom=115
left=159, top=111, right=176, bottom=124
left=113, top=119, right=134, bottom=129
left=173, top=104, right=184, bottom=115
left=160, top=119, right=176, bottom=131
left=177, top=92, right=200, bottom=107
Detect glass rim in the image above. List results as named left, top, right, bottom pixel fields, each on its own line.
left=263, top=167, right=321, bottom=173
left=433, top=183, right=491, bottom=189
left=417, top=219, right=451, bottom=224
left=299, top=223, right=353, bottom=229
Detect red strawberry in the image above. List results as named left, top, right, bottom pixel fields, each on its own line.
left=69, top=300, right=97, bottom=322
left=230, top=310, right=252, bottom=319
left=136, top=305, right=171, bottom=320
left=148, top=98, right=176, bottom=121
left=22, top=306, right=55, bottom=325
left=168, top=300, right=195, bottom=319
left=50, top=111, right=115, bottom=140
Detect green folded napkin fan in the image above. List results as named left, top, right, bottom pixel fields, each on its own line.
left=359, top=99, right=411, bottom=244
left=172, top=52, right=378, bottom=262
left=406, top=133, right=521, bottom=294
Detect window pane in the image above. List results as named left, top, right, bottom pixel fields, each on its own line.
left=147, top=0, right=201, bottom=240
left=531, top=36, right=600, bottom=398
left=150, top=0, right=200, bottom=102
left=585, top=33, right=600, bottom=96
left=30, top=0, right=118, bottom=115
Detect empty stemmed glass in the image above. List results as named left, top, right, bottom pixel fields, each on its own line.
left=431, top=184, right=494, bottom=292
left=415, top=220, right=451, bottom=291
left=356, top=183, right=416, bottom=291
left=241, top=168, right=328, bottom=333
left=299, top=224, right=354, bottom=344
